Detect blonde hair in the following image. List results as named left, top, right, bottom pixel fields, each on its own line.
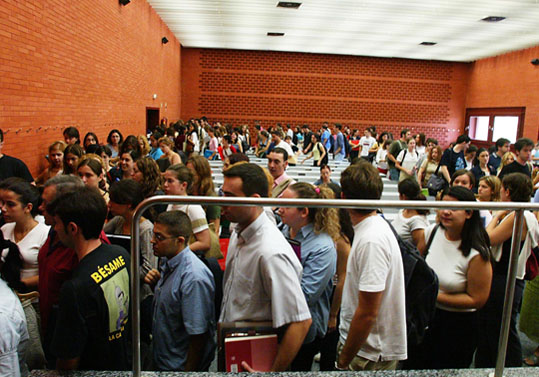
left=499, top=151, right=516, bottom=171
left=138, top=135, right=151, bottom=155
left=49, top=140, right=66, bottom=153
left=288, top=182, right=340, bottom=241
left=478, top=175, right=501, bottom=202
left=158, top=136, right=174, bottom=148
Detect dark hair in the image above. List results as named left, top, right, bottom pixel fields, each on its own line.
left=100, top=145, right=113, bottom=158
left=456, top=134, right=471, bottom=144
left=378, top=131, right=389, bottom=144
left=398, top=178, right=429, bottom=215
left=151, top=131, right=163, bottom=141
left=120, top=135, right=142, bottom=156
left=502, top=173, right=533, bottom=202
left=451, top=169, right=476, bottom=188
left=63, top=127, right=80, bottom=143
left=495, top=138, right=510, bottom=150
left=514, top=137, right=534, bottom=152
left=109, top=179, right=144, bottom=208
left=229, top=153, right=250, bottom=165
left=0, top=177, right=40, bottom=217
left=166, top=164, right=194, bottom=192
left=107, top=129, right=124, bottom=145
left=156, top=210, right=192, bottom=239
left=400, top=129, right=409, bottom=138
left=0, top=232, right=24, bottom=291
left=270, top=147, right=288, bottom=162
left=135, top=157, right=162, bottom=197
left=223, top=163, right=269, bottom=198
left=341, top=160, right=383, bottom=214
left=416, top=133, right=426, bottom=147
left=441, top=186, right=490, bottom=260
left=466, top=145, right=478, bottom=156
left=319, top=164, right=331, bottom=172
left=83, top=132, right=99, bottom=148
left=335, top=124, right=342, bottom=130
left=474, top=147, right=489, bottom=166
left=47, top=186, right=107, bottom=240
left=63, top=144, right=85, bottom=175
left=0, top=128, right=3, bottom=142
left=120, top=149, right=141, bottom=164
left=426, top=138, right=439, bottom=146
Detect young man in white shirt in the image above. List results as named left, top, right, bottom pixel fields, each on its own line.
left=336, top=161, right=407, bottom=371
left=219, top=163, right=311, bottom=372
left=359, top=128, right=376, bottom=160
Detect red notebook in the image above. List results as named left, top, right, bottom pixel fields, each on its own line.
left=224, top=334, right=278, bottom=372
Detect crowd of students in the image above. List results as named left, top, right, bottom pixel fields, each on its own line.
left=0, top=119, right=538, bottom=376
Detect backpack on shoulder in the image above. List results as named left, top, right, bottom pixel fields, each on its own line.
left=384, top=219, right=439, bottom=348
left=193, top=250, right=224, bottom=322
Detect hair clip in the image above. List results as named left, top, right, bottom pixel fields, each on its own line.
left=315, top=187, right=321, bottom=194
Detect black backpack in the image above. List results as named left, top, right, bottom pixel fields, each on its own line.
left=193, top=251, right=224, bottom=322
left=384, top=219, right=439, bottom=348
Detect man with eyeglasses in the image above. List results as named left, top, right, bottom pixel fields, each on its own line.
left=144, top=210, right=216, bottom=371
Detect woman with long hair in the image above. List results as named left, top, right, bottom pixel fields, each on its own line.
left=416, top=186, right=492, bottom=369
left=392, top=178, right=429, bottom=249
left=163, top=164, right=211, bottom=253
left=301, top=133, right=327, bottom=166
left=396, top=137, right=419, bottom=182
left=118, top=149, right=141, bottom=181
left=415, top=133, right=426, bottom=156
left=478, top=173, right=537, bottom=367
left=158, top=137, right=181, bottom=170
left=477, top=175, right=501, bottom=203
left=62, top=143, right=84, bottom=176
left=186, top=155, right=221, bottom=231
left=132, top=156, right=166, bottom=223
left=77, top=155, right=109, bottom=202
left=317, top=182, right=352, bottom=371
left=0, top=178, right=50, bottom=290
left=83, top=132, right=99, bottom=152
left=471, top=148, right=496, bottom=192
left=137, top=135, right=151, bottom=157
left=36, top=141, right=66, bottom=186
left=497, top=151, right=516, bottom=176
left=106, top=129, right=123, bottom=158
left=278, top=182, right=338, bottom=370
left=418, top=145, right=442, bottom=191
left=104, top=179, right=155, bottom=299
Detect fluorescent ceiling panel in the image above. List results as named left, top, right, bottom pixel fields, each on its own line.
left=148, top=0, right=539, bottom=62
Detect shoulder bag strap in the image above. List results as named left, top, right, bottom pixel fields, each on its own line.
left=433, top=162, right=441, bottom=176
left=424, top=224, right=439, bottom=258
left=400, top=149, right=407, bottom=165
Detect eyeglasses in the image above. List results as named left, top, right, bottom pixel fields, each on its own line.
left=151, top=232, right=176, bottom=242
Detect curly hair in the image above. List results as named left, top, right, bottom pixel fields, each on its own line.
left=137, top=134, right=151, bottom=156
left=288, top=182, right=341, bottom=242
left=187, top=155, right=215, bottom=196
left=135, top=156, right=163, bottom=197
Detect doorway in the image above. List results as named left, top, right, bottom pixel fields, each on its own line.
left=146, top=108, right=160, bottom=134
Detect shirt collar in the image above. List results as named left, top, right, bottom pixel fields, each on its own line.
left=163, top=245, right=191, bottom=274
left=281, top=222, right=314, bottom=241
left=274, top=172, right=290, bottom=186
left=235, top=211, right=267, bottom=244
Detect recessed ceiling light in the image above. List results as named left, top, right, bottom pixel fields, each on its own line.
left=420, top=41, right=437, bottom=46
left=277, top=2, right=302, bottom=9
left=481, top=16, right=506, bottom=22
left=267, top=32, right=285, bottom=37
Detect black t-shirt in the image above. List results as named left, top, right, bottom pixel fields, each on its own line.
left=0, top=154, right=34, bottom=182
left=498, top=161, right=531, bottom=179
left=440, top=148, right=466, bottom=178
left=51, top=243, right=131, bottom=371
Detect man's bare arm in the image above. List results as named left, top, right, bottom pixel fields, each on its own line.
left=337, top=290, right=383, bottom=369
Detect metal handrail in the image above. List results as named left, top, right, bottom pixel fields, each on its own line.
left=131, top=196, right=535, bottom=377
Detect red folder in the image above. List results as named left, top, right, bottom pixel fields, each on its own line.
left=224, top=334, right=278, bottom=372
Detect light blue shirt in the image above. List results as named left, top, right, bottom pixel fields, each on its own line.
left=149, top=147, right=164, bottom=160
left=152, top=246, right=216, bottom=371
left=336, top=132, right=346, bottom=156
left=281, top=223, right=336, bottom=343
left=322, top=129, right=331, bottom=150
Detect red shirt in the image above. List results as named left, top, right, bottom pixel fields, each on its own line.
left=38, top=230, right=110, bottom=334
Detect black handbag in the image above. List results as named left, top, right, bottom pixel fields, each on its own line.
left=426, top=163, right=447, bottom=194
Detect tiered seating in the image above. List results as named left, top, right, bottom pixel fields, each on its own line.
left=208, top=152, right=436, bottom=222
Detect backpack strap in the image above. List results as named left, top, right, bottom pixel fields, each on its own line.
left=424, top=224, right=439, bottom=257
left=400, top=149, right=407, bottom=165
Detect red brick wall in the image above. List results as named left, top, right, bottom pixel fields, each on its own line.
left=182, top=48, right=470, bottom=147
left=466, top=45, right=539, bottom=141
left=0, top=0, right=181, bottom=176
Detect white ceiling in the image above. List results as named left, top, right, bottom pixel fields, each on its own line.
left=147, top=0, right=539, bottom=62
